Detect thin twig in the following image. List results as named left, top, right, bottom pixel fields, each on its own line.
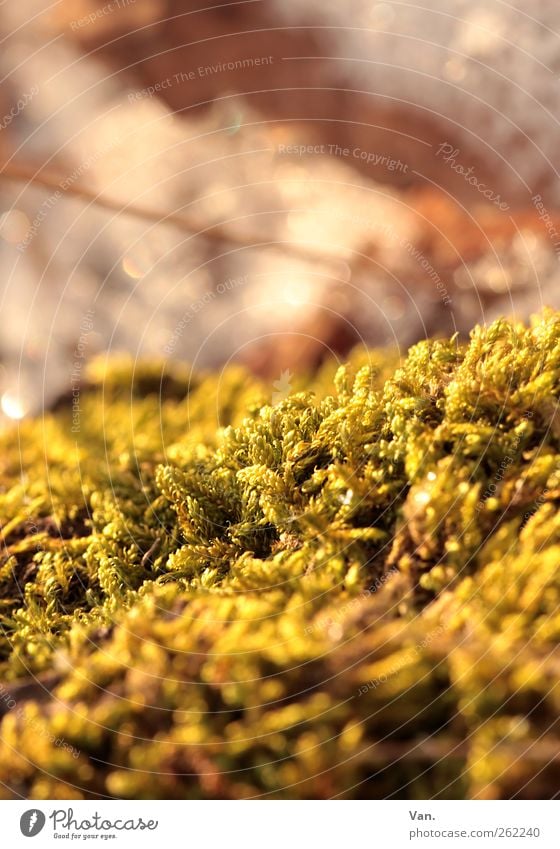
left=0, top=159, right=345, bottom=266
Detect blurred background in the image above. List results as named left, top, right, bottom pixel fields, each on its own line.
left=0, top=0, right=559, bottom=419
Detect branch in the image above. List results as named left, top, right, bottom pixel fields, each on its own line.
left=0, top=159, right=346, bottom=267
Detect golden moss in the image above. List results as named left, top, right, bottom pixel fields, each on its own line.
left=0, top=313, right=559, bottom=798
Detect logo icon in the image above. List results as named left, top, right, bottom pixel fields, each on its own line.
left=20, top=810, right=46, bottom=837
left=272, top=370, right=293, bottom=406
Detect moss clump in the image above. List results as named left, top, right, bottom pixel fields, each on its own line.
left=0, top=313, right=559, bottom=799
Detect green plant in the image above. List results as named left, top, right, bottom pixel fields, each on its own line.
left=0, top=312, right=559, bottom=799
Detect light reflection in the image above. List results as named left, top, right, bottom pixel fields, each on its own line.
left=370, top=3, right=395, bottom=29
left=122, top=255, right=145, bottom=279
left=282, top=279, right=315, bottom=307
left=1, top=391, right=27, bottom=420
left=444, top=59, right=467, bottom=82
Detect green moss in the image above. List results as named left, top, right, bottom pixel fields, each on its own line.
left=0, top=312, right=559, bottom=798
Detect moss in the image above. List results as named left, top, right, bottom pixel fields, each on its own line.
left=0, top=312, right=559, bottom=798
